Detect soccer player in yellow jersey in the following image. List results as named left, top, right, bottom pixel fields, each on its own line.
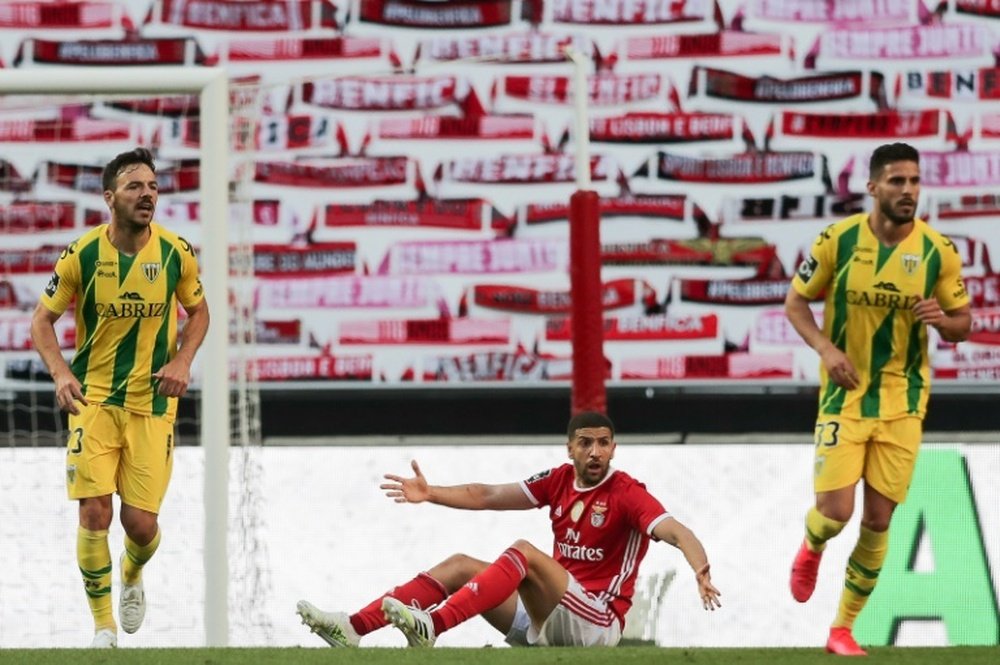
left=784, top=142, right=971, bottom=656
left=30, top=148, right=210, bottom=648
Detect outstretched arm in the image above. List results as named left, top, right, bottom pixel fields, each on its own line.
left=652, top=517, right=721, bottom=611
left=381, top=460, right=534, bottom=511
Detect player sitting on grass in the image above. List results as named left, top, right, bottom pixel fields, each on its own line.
left=297, top=411, right=720, bottom=648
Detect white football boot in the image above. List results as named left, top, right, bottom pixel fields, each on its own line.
left=382, top=597, right=436, bottom=647
left=118, top=552, right=147, bottom=634
left=296, top=600, right=361, bottom=647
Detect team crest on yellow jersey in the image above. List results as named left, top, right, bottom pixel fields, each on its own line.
left=901, top=253, right=920, bottom=275
left=142, top=262, right=161, bottom=283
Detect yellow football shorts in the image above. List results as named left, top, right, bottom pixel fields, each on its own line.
left=66, top=403, right=175, bottom=513
left=812, top=415, right=922, bottom=504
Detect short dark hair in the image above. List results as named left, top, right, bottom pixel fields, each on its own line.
left=567, top=411, right=615, bottom=440
left=102, top=147, right=156, bottom=192
left=869, top=142, right=919, bottom=180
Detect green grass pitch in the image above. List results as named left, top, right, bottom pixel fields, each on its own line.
left=1, top=647, right=997, bottom=665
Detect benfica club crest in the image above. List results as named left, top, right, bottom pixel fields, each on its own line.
left=591, top=503, right=607, bottom=528
left=142, top=262, right=161, bottom=283
left=901, top=253, right=920, bottom=275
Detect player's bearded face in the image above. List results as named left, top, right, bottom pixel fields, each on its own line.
left=871, top=160, right=920, bottom=226
left=109, top=163, right=158, bottom=229
left=568, top=426, right=616, bottom=487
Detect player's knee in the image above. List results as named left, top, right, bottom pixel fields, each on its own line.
left=79, top=497, right=112, bottom=530
left=509, top=539, right=540, bottom=557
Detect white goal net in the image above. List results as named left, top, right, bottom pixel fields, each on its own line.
left=0, top=67, right=269, bottom=647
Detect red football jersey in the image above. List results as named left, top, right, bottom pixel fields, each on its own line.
left=519, top=464, right=671, bottom=624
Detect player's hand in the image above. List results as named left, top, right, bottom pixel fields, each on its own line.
left=152, top=358, right=191, bottom=398
left=695, top=563, right=721, bottom=611
left=54, top=370, right=88, bottom=415
left=381, top=460, right=430, bottom=504
left=819, top=346, right=859, bottom=390
left=912, top=296, right=946, bottom=329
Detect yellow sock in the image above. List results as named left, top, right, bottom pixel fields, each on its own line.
left=122, top=529, right=161, bottom=585
left=833, top=526, right=889, bottom=628
left=804, top=507, right=847, bottom=553
left=77, top=527, right=115, bottom=632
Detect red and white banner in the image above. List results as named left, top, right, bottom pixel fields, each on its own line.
left=324, top=198, right=489, bottom=230
left=525, top=194, right=685, bottom=224
left=0, top=202, right=76, bottom=233
left=418, top=33, right=591, bottom=64
left=255, top=276, right=441, bottom=309
left=411, top=347, right=574, bottom=382
left=254, top=319, right=302, bottom=345
left=978, top=113, right=1000, bottom=139
left=964, top=275, right=1000, bottom=308
left=621, top=352, right=794, bottom=379
left=255, top=157, right=409, bottom=188
left=253, top=354, right=373, bottom=381
left=0, top=314, right=75, bottom=350
left=0, top=2, right=116, bottom=28
left=0, top=246, right=64, bottom=274
left=693, top=67, right=874, bottom=103
left=724, top=193, right=865, bottom=222
left=43, top=160, right=200, bottom=194
left=143, top=200, right=283, bottom=227
left=551, top=0, right=709, bottom=24
left=590, top=112, right=735, bottom=143
left=678, top=278, right=789, bottom=305
left=471, top=279, right=651, bottom=314
left=957, top=0, right=1000, bottom=18
left=934, top=194, right=1000, bottom=219
left=160, top=114, right=341, bottom=152
left=20, top=37, right=207, bottom=66
left=378, top=115, right=535, bottom=140
left=601, top=238, right=780, bottom=274
left=625, top=31, right=784, bottom=59
left=647, top=151, right=818, bottom=184
left=752, top=307, right=820, bottom=346
left=440, top=154, right=613, bottom=183
left=253, top=243, right=356, bottom=277
left=501, top=73, right=662, bottom=105
left=340, top=318, right=509, bottom=344
left=225, top=36, right=382, bottom=61
left=546, top=314, right=718, bottom=341
left=0, top=160, right=32, bottom=193
left=933, top=347, right=1000, bottom=380
left=149, top=0, right=337, bottom=31
left=359, top=0, right=513, bottom=28
left=899, top=68, right=1000, bottom=101
left=969, top=307, right=1000, bottom=345
left=103, top=95, right=199, bottom=118
left=779, top=110, right=943, bottom=139
left=811, top=24, right=990, bottom=63
left=0, top=281, right=19, bottom=309
left=301, top=76, right=469, bottom=111
left=920, top=151, right=1000, bottom=188
left=379, top=238, right=567, bottom=275
left=748, top=0, right=910, bottom=22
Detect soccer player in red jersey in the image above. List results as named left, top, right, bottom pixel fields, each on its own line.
left=297, top=411, right=721, bottom=648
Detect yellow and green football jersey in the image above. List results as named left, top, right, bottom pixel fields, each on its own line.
left=40, top=222, right=204, bottom=422
left=792, top=213, right=969, bottom=420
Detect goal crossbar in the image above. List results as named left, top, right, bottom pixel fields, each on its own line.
left=0, top=66, right=231, bottom=646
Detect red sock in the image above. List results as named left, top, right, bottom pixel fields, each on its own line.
left=430, top=547, right=528, bottom=635
left=349, top=572, right=448, bottom=636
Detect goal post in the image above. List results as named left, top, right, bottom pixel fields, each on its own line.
left=0, top=67, right=231, bottom=646
left=563, top=49, right=606, bottom=416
